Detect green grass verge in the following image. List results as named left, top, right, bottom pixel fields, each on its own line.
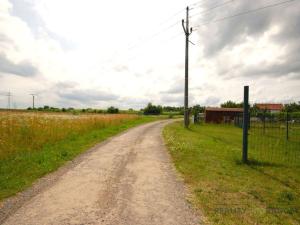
left=0, top=116, right=162, bottom=201
left=163, top=122, right=300, bottom=225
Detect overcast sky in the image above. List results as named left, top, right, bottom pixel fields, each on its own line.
left=0, top=0, right=299, bottom=109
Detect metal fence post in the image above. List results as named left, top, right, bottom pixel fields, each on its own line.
left=243, top=86, right=249, bottom=163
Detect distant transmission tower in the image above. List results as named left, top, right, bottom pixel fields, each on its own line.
left=30, top=94, right=37, bottom=109
left=5, top=91, right=12, bottom=110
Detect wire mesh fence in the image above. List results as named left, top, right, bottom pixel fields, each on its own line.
left=248, top=112, right=300, bottom=166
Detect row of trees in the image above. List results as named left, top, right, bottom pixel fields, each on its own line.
left=220, top=101, right=243, bottom=108
left=221, top=101, right=300, bottom=113
left=27, top=105, right=120, bottom=114
left=26, top=101, right=300, bottom=116
left=220, top=101, right=300, bottom=119
left=142, top=103, right=206, bottom=115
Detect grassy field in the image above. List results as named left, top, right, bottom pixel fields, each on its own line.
left=163, top=122, right=300, bottom=225
left=0, top=111, right=163, bottom=201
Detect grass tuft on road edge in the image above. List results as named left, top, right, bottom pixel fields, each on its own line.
left=163, top=121, right=300, bottom=225
left=0, top=116, right=162, bottom=201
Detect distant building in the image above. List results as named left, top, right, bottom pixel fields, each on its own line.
left=205, top=107, right=243, bottom=123
left=255, top=103, right=283, bottom=113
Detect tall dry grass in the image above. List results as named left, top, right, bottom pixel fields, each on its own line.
left=0, top=111, right=138, bottom=158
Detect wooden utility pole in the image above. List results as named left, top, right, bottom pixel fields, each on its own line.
left=182, top=6, right=192, bottom=128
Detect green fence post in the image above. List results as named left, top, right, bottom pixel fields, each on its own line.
left=243, top=86, right=249, bottom=163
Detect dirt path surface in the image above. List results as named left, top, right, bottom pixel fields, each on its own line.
left=2, top=120, right=200, bottom=225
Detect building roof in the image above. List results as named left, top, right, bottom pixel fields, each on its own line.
left=255, top=103, right=283, bottom=111
left=205, top=107, right=243, bottom=112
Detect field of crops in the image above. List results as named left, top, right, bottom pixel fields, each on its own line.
left=0, top=111, right=138, bottom=159
left=0, top=111, right=159, bottom=200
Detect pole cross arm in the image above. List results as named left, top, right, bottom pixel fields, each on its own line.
left=182, top=19, right=188, bottom=35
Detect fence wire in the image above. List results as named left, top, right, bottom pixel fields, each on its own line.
left=248, top=113, right=300, bottom=166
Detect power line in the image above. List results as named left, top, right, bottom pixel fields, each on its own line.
left=119, top=7, right=186, bottom=51
left=107, top=13, right=186, bottom=63
left=101, top=8, right=186, bottom=66
left=127, top=32, right=183, bottom=62
left=117, top=0, right=234, bottom=56
left=96, top=3, right=198, bottom=73
left=129, top=8, right=185, bottom=48
left=101, top=27, right=183, bottom=65
left=193, top=0, right=297, bottom=28
left=189, top=0, right=236, bottom=18
left=162, top=31, right=183, bottom=43
left=189, top=0, right=219, bottom=8
left=158, top=8, right=185, bottom=27
left=127, top=20, right=181, bottom=51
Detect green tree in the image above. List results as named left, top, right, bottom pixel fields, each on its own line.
left=143, top=103, right=162, bottom=115
left=43, top=105, right=50, bottom=110
left=221, top=101, right=243, bottom=108
left=107, top=106, right=119, bottom=114
left=284, top=102, right=300, bottom=112
left=191, top=104, right=205, bottom=115
left=250, top=104, right=259, bottom=116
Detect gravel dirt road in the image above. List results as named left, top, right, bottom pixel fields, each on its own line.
left=1, top=120, right=201, bottom=225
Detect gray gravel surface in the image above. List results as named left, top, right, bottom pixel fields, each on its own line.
left=1, top=120, right=201, bottom=225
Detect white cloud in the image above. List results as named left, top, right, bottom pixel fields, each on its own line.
left=0, top=0, right=299, bottom=109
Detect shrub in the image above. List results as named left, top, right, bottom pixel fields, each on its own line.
left=143, top=103, right=162, bottom=115
left=107, top=106, right=119, bottom=114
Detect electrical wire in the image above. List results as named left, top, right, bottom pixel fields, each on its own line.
left=127, top=32, right=183, bottom=62
left=106, top=6, right=186, bottom=62
left=189, top=0, right=236, bottom=18
left=189, top=0, right=219, bottom=8
left=193, top=0, right=297, bottom=28
left=158, top=8, right=185, bottom=27
left=102, top=0, right=296, bottom=69
left=127, top=20, right=181, bottom=51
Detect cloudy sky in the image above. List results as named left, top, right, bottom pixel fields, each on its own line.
left=0, top=0, right=299, bottom=109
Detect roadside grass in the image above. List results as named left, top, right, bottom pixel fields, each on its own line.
left=163, top=122, right=300, bottom=225
left=0, top=115, right=162, bottom=201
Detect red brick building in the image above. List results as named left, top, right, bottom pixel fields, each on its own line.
left=205, top=107, right=243, bottom=123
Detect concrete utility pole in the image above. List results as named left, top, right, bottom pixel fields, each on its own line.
left=182, top=6, right=192, bottom=128
left=30, top=94, right=36, bottom=109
